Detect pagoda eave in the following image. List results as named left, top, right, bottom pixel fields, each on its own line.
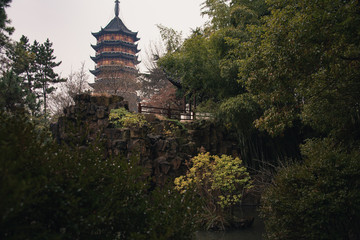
left=90, top=65, right=138, bottom=76
left=90, top=69, right=100, bottom=76
left=91, top=52, right=138, bottom=62
left=92, top=29, right=138, bottom=39
left=91, top=41, right=139, bottom=51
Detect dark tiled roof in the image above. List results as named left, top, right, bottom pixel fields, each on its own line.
left=92, top=17, right=139, bottom=39
left=91, top=41, right=139, bottom=52
left=91, top=52, right=139, bottom=62
left=90, top=65, right=138, bottom=76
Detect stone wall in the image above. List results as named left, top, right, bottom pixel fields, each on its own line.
left=52, top=94, right=242, bottom=186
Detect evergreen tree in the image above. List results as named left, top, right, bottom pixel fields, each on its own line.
left=0, top=70, right=25, bottom=111
left=0, top=0, right=13, bottom=48
left=10, top=37, right=65, bottom=116
left=33, top=39, right=65, bottom=116
left=0, top=0, right=13, bottom=72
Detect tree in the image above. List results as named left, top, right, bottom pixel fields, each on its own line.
left=261, top=139, right=360, bottom=240
left=0, top=0, right=12, bottom=46
left=158, top=0, right=268, bottom=106
left=242, top=0, right=360, bottom=141
left=49, top=62, right=91, bottom=117
left=158, top=30, right=232, bottom=103
left=9, top=37, right=65, bottom=116
left=33, top=39, right=66, bottom=116
left=11, top=36, right=36, bottom=89
left=174, top=152, right=252, bottom=230
left=139, top=39, right=184, bottom=109
left=0, top=70, right=27, bottom=111
left=0, top=0, right=13, bottom=71
left=0, top=112, right=201, bottom=239
left=139, top=40, right=169, bottom=100
left=158, top=1, right=303, bottom=167
left=157, top=24, right=183, bottom=53
left=246, top=1, right=360, bottom=238
left=144, top=81, right=182, bottom=109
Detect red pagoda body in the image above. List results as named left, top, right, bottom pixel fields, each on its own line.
left=90, top=1, right=140, bottom=110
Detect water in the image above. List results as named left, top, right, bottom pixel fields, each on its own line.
left=195, top=206, right=265, bottom=240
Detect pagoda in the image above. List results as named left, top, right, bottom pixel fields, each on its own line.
left=90, top=0, right=140, bottom=92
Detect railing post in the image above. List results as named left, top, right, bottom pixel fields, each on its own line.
left=183, top=96, right=186, bottom=113
left=167, top=105, right=171, bottom=119
left=193, top=92, right=196, bottom=120
left=138, top=103, right=142, bottom=113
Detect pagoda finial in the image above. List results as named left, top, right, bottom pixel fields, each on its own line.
left=115, top=0, right=120, bottom=17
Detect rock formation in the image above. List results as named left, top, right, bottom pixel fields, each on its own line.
left=52, top=93, right=242, bottom=186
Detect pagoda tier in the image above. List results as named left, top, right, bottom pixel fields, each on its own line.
left=91, top=41, right=139, bottom=53
left=91, top=52, right=140, bottom=63
left=91, top=17, right=140, bottom=41
left=90, top=65, right=137, bottom=77
left=90, top=0, right=140, bottom=78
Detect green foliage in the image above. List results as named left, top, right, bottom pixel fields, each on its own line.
left=174, top=152, right=252, bottom=230
left=0, top=112, right=146, bottom=239
left=134, top=184, right=201, bottom=240
left=158, top=30, right=242, bottom=103
left=0, top=112, right=199, bottom=239
left=242, top=0, right=360, bottom=140
left=201, top=0, right=232, bottom=30
left=195, top=99, right=219, bottom=114
left=261, top=139, right=360, bottom=239
left=157, top=24, right=183, bottom=53
left=0, top=0, right=13, bottom=49
left=8, top=36, right=66, bottom=116
left=0, top=70, right=27, bottom=111
left=109, top=108, right=147, bottom=129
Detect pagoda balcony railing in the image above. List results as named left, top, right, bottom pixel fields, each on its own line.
left=97, top=39, right=134, bottom=45
left=95, top=51, right=136, bottom=57
left=94, top=64, right=137, bottom=70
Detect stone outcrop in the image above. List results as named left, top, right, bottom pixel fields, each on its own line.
left=52, top=94, right=242, bottom=186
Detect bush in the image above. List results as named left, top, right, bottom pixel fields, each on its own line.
left=135, top=184, right=201, bottom=240
left=174, top=152, right=252, bottom=230
left=0, top=112, right=199, bottom=239
left=261, top=139, right=360, bottom=240
left=109, top=108, right=147, bottom=128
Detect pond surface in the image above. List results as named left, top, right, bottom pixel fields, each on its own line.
left=195, top=206, right=265, bottom=240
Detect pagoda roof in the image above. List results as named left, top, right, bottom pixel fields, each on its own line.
left=92, top=16, right=139, bottom=40
left=90, top=65, right=138, bottom=76
left=91, top=52, right=139, bottom=63
left=91, top=41, right=139, bottom=52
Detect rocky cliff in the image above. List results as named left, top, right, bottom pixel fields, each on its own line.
left=52, top=94, right=242, bottom=186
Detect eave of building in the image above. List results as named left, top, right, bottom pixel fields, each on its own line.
left=91, top=17, right=139, bottom=40
left=92, top=30, right=140, bottom=42
left=90, top=52, right=139, bottom=62
left=91, top=41, right=139, bottom=52
left=90, top=65, right=138, bottom=76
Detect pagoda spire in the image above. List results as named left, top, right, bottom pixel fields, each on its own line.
left=115, top=0, right=120, bottom=17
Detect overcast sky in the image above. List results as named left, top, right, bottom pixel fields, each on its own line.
left=7, top=0, right=208, bottom=80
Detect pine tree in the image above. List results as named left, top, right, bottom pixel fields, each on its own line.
left=33, top=39, right=65, bottom=116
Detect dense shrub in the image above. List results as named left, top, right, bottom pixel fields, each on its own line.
left=109, top=108, right=147, bottom=129
left=0, top=112, right=199, bottom=239
left=261, top=139, right=360, bottom=240
left=175, top=152, right=252, bottom=230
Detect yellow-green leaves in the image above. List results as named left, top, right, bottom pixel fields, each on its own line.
left=109, top=108, right=147, bottom=129
left=174, top=152, right=252, bottom=209
left=174, top=152, right=252, bottom=229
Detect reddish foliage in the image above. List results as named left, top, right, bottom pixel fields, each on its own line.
left=143, top=81, right=183, bottom=109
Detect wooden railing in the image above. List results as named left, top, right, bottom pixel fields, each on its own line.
left=138, top=103, right=194, bottom=120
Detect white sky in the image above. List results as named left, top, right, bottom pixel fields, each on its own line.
left=7, top=0, right=208, bottom=81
